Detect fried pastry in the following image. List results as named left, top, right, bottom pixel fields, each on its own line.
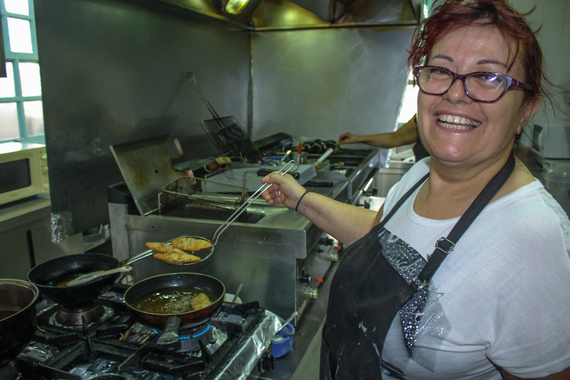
left=171, top=237, right=213, bottom=252
left=145, top=242, right=174, bottom=253
left=152, top=250, right=201, bottom=263
left=146, top=241, right=202, bottom=263
left=192, top=292, right=212, bottom=310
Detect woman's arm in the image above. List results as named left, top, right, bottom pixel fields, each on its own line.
left=261, top=173, right=378, bottom=246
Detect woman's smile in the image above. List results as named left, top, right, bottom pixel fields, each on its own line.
left=436, top=114, right=482, bottom=130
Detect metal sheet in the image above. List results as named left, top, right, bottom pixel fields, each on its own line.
left=110, top=134, right=184, bottom=216
left=251, top=26, right=415, bottom=143
left=36, top=0, right=251, bottom=234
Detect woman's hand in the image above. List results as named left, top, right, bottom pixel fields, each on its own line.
left=261, top=172, right=307, bottom=210
left=261, top=170, right=377, bottom=246
left=338, top=132, right=359, bottom=145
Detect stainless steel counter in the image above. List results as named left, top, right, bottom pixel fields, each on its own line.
left=0, top=192, right=52, bottom=232
left=248, top=259, right=337, bottom=380
left=0, top=193, right=84, bottom=279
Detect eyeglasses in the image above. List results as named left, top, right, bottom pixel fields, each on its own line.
left=412, top=65, right=532, bottom=103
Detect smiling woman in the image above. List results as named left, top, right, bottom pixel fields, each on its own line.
left=260, top=0, right=570, bottom=379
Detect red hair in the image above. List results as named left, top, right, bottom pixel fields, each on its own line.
left=408, top=0, right=543, bottom=105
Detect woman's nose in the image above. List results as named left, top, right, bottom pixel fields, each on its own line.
left=443, top=78, right=472, bottom=103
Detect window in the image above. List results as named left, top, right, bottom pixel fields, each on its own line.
left=397, top=71, right=418, bottom=125
left=0, top=0, right=44, bottom=143
left=396, top=0, right=434, bottom=126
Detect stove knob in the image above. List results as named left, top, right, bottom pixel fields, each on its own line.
left=298, top=272, right=312, bottom=283
left=327, top=251, right=339, bottom=262
left=258, top=351, right=276, bottom=372
left=304, top=287, right=319, bottom=300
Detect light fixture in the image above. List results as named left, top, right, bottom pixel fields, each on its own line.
left=224, top=0, right=251, bottom=15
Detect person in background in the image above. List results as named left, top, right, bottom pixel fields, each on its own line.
left=262, top=0, right=570, bottom=379
left=339, top=115, right=431, bottom=161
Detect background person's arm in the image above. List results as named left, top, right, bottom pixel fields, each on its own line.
left=338, top=116, right=418, bottom=148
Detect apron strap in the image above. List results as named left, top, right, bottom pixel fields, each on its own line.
left=410, top=152, right=516, bottom=292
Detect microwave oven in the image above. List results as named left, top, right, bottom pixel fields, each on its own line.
left=0, top=142, right=49, bottom=206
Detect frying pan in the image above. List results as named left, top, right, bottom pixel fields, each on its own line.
left=124, top=273, right=225, bottom=330
left=27, top=253, right=123, bottom=308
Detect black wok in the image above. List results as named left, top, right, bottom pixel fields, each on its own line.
left=27, top=253, right=120, bottom=308
left=0, top=279, right=39, bottom=367
left=124, top=273, right=225, bottom=329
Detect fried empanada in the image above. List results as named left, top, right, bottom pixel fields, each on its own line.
left=171, top=237, right=212, bottom=252
left=145, top=242, right=174, bottom=253
left=152, top=250, right=201, bottom=263
left=192, top=292, right=212, bottom=310
left=146, top=241, right=202, bottom=263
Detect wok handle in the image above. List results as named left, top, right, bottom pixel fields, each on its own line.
left=157, top=316, right=182, bottom=347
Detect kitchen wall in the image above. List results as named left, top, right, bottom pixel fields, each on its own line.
left=35, top=0, right=414, bottom=236
left=251, top=26, right=414, bottom=142
left=35, top=0, right=252, bottom=234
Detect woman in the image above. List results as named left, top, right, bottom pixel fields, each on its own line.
left=261, top=0, right=570, bottom=379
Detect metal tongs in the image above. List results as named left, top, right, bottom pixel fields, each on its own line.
left=211, top=160, right=298, bottom=245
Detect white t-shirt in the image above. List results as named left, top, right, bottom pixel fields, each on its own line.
left=379, top=158, right=570, bottom=379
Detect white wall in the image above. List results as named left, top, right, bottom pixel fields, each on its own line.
left=509, top=0, right=570, bottom=134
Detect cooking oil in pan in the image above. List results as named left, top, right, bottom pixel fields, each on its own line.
left=133, top=287, right=213, bottom=314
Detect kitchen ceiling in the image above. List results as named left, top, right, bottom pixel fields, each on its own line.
left=157, top=0, right=421, bottom=29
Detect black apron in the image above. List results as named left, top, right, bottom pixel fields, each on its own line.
left=320, top=153, right=515, bottom=379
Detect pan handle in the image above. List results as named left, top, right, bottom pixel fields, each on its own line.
left=156, top=316, right=182, bottom=347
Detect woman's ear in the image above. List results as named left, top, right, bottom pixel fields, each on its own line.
left=517, top=97, right=541, bottom=134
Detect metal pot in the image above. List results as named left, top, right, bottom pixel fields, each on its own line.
left=124, top=273, right=225, bottom=329
left=27, top=253, right=120, bottom=308
left=0, top=279, right=39, bottom=367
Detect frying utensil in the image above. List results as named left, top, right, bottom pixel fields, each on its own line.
left=276, top=310, right=298, bottom=334
left=210, top=159, right=298, bottom=246
left=150, top=160, right=299, bottom=266
left=65, top=265, right=133, bottom=287
left=184, top=71, right=261, bottom=163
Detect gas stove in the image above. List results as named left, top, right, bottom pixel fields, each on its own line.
left=1, top=285, right=280, bottom=380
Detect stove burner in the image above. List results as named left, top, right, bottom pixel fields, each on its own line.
left=151, top=323, right=224, bottom=354
left=178, top=324, right=216, bottom=352
left=51, top=303, right=113, bottom=327
left=13, top=295, right=275, bottom=380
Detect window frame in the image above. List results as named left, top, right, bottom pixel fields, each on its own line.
left=0, top=0, right=44, bottom=144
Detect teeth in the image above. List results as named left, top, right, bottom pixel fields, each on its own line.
left=437, top=114, right=481, bottom=130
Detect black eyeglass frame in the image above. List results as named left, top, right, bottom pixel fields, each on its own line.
left=412, top=65, right=532, bottom=103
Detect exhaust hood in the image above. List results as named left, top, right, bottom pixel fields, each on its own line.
left=156, top=0, right=421, bottom=29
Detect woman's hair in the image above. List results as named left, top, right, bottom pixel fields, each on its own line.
left=408, top=0, right=544, bottom=105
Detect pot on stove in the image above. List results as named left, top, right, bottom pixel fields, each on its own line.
left=0, top=279, right=39, bottom=367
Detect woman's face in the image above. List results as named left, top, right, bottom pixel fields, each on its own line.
left=417, top=24, right=538, bottom=168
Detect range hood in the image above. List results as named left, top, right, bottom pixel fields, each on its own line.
left=156, top=0, right=421, bottom=30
